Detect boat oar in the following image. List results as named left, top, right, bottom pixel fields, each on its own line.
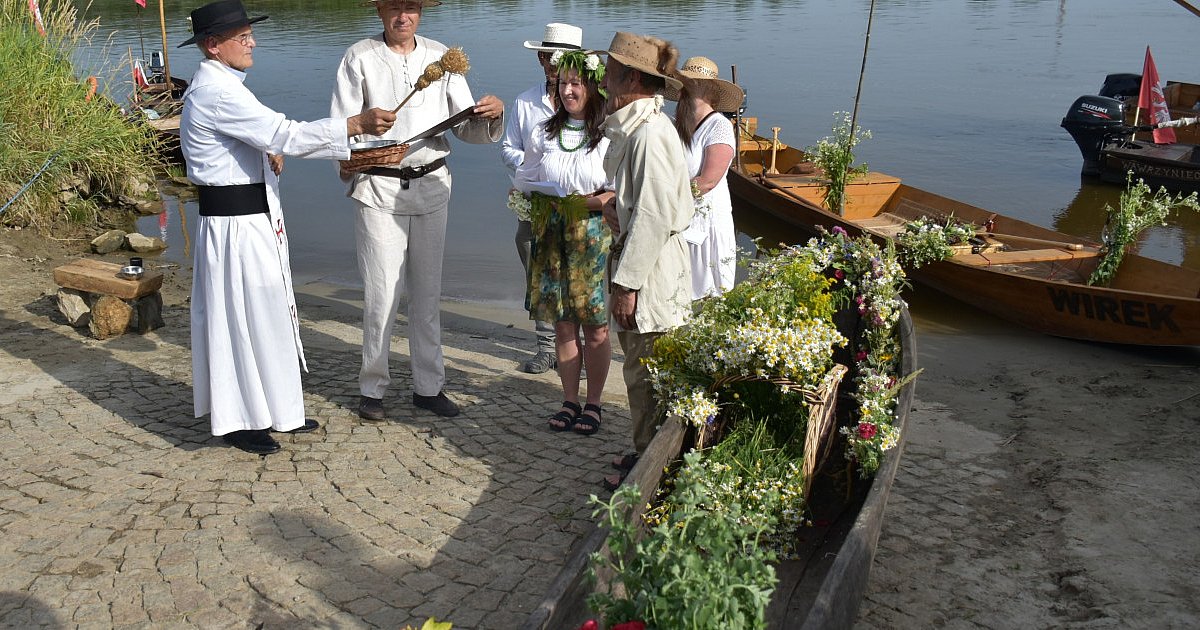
left=981, top=232, right=1090, bottom=251
left=767, top=127, right=781, bottom=175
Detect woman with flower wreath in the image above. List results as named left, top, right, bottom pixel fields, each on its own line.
left=513, top=49, right=615, bottom=434
left=667, top=56, right=744, bottom=300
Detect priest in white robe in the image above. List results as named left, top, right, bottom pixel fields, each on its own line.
left=179, top=0, right=395, bottom=454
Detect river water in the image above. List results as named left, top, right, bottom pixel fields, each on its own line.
left=73, top=0, right=1199, bottom=308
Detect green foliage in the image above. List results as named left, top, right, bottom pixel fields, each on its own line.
left=806, top=111, right=871, bottom=215
left=1088, top=172, right=1200, bottom=287
left=0, top=0, right=164, bottom=228
left=587, top=452, right=779, bottom=630
left=894, top=216, right=977, bottom=268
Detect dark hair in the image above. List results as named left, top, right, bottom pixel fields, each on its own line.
left=673, top=80, right=723, bottom=149
left=542, top=69, right=606, bottom=152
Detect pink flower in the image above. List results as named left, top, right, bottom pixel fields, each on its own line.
left=576, top=621, right=599, bottom=630
left=857, top=422, right=877, bottom=440
left=612, top=622, right=646, bottom=630
left=856, top=350, right=868, bottom=362
left=832, top=226, right=848, bottom=236
left=834, top=269, right=845, bottom=279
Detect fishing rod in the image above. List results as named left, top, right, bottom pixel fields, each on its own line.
left=848, top=0, right=876, bottom=147
left=1168, top=0, right=1200, bottom=18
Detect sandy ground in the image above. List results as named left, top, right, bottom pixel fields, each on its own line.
left=2, top=227, right=1199, bottom=628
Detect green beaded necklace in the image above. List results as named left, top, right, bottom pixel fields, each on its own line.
left=558, top=120, right=588, bottom=153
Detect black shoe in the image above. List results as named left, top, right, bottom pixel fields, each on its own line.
left=522, top=351, right=556, bottom=374
left=223, top=429, right=281, bottom=455
left=413, top=391, right=460, bottom=417
left=274, top=419, right=320, bottom=433
left=358, top=396, right=386, bottom=421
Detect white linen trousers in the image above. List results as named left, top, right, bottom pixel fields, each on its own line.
left=355, top=201, right=449, bottom=399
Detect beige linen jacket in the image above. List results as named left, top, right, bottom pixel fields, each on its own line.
left=603, top=96, right=694, bottom=333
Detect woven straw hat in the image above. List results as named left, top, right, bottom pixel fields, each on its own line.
left=603, top=31, right=683, bottom=92
left=663, top=56, right=745, bottom=112
left=523, top=23, right=582, bottom=51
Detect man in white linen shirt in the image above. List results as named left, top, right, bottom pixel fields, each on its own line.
left=331, top=0, right=504, bottom=421
left=501, top=22, right=583, bottom=375
left=179, top=0, right=395, bottom=455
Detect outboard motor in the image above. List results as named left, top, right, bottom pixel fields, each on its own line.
left=1061, top=95, right=1127, bottom=177
left=1099, top=73, right=1142, bottom=101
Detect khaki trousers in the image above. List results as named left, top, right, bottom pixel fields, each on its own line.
left=617, top=330, right=663, bottom=454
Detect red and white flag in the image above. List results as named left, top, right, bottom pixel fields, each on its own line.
left=27, top=0, right=45, bottom=36
left=134, top=0, right=146, bottom=8
left=1138, top=46, right=1176, bottom=144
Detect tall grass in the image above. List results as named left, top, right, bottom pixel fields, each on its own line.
left=0, top=0, right=164, bottom=229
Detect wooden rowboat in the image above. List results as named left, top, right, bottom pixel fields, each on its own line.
left=733, top=123, right=1200, bottom=346
left=522, top=306, right=918, bottom=630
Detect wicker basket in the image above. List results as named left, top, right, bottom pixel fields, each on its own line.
left=342, top=141, right=410, bottom=171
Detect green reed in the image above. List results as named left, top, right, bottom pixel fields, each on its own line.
left=0, top=0, right=163, bottom=228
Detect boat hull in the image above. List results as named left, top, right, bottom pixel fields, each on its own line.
left=728, top=165, right=1200, bottom=347
left=1098, top=140, right=1200, bottom=194
left=521, top=307, right=918, bottom=630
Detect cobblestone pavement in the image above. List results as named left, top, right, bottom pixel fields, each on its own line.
left=0, top=282, right=632, bottom=629
left=5, top=255, right=1200, bottom=629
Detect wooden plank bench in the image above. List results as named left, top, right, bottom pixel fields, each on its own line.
left=951, top=248, right=1099, bottom=265
left=53, top=259, right=165, bottom=338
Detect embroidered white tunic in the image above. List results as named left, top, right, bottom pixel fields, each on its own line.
left=501, top=83, right=556, bottom=179
left=181, top=59, right=351, bottom=436
left=330, top=34, right=502, bottom=214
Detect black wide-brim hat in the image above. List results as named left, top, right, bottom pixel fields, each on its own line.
left=177, top=0, right=268, bottom=48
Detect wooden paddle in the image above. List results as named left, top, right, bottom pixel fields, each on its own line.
left=981, top=232, right=1090, bottom=251
left=767, top=127, right=781, bottom=175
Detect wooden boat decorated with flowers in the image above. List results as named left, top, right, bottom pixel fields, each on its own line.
left=729, top=122, right=1200, bottom=347
left=522, top=229, right=919, bottom=629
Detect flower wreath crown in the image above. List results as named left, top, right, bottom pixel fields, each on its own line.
left=550, top=49, right=606, bottom=96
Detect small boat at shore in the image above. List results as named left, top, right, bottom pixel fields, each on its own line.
left=1061, top=92, right=1200, bottom=194
left=522, top=306, right=918, bottom=630
left=1096, top=73, right=1200, bottom=145
left=731, top=121, right=1200, bottom=347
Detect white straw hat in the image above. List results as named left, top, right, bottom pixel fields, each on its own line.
left=523, top=23, right=583, bottom=51
left=663, top=56, right=745, bottom=112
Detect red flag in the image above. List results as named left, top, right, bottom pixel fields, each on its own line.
left=1138, top=46, right=1176, bottom=144
left=134, top=0, right=146, bottom=7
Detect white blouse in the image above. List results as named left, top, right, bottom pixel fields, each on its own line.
left=515, top=119, right=610, bottom=196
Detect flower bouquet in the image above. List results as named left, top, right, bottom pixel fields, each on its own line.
left=585, top=227, right=917, bottom=628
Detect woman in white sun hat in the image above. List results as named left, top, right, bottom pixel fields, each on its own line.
left=666, top=56, right=746, bottom=300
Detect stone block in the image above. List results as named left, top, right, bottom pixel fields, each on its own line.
left=56, top=289, right=92, bottom=327
left=88, top=295, right=132, bottom=340
left=125, top=232, right=167, bottom=253
left=90, top=230, right=126, bottom=254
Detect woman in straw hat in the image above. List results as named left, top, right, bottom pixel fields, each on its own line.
left=667, top=56, right=746, bottom=300
left=513, top=49, right=614, bottom=435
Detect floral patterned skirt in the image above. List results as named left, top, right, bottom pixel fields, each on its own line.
left=528, top=211, right=611, bottom=325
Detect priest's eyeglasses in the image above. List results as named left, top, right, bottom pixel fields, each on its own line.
left=218, top=32, right=255, bottom=46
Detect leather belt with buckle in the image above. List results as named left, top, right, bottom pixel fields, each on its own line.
left=364, top=158, right=447, bottom=189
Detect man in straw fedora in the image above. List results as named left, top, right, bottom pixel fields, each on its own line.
left=666, top=56, right=746, bottom=300
left=178, top=0, right=396, bottom=454
left=331, top=0, right=504, bottom=421
left=501, top=22, right=585, bottom=375
left=598, top=32, right=695, bottom=490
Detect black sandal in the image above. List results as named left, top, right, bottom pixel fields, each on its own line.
left=611, top=453, right=639, bottom=471
left=573, top=403, right=602, bottom=435
left=548, top=401, right=581, bottom=431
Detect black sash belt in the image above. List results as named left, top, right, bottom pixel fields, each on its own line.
left=197, top=183, right=268, bottom=216
left=364, top=158, right=447, bottom=181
